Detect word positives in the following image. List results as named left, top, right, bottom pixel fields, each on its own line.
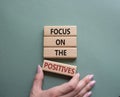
left=44, top=26, right=77, bottom=59
left=42, top=60, right=77, bottom=76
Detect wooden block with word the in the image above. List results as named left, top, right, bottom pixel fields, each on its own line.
left=44, top=37, right=77, bottom=47
left=42, top=60, right=77, bottom=76
left=44, top=26, right=77, bottom=36
left=44, top=48, right=77, bottom=59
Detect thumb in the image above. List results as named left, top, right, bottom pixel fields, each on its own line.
left=32, top=65, right=44, bottom=91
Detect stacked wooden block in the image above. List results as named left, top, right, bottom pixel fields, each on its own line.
left=42, top=26, right=77, bottom=76
left=44, top=26, right=77, bottom=59
left=42, top=59, right=77, bottom=76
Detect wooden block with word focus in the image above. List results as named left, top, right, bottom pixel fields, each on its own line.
left=44, top=26, right=77, bottom=36
left=42, top=60, right=77, bottom=76
left=44, top=37, right=77, bottom=47
left=44, top=48, right=77, bottom=59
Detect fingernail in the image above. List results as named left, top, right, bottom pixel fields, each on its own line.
left=86, top=91, right=92, bottom=97
left=37, top=65, right=41, bottom=73
left=89, top=80, right=96, bottom=87
left=88, top=74, right=94, bottom=80
left=76, top=73, right=80, bottom=77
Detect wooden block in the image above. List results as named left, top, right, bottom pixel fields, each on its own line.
left=42, top=60, right=77, bottom=76
left=44, top=26, right=77, bottom=36
left=44, top=48, right=77, bottom=59
left=44, top=37, right=77, bottom=47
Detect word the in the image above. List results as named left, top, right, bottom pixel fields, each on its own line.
left=55, top=49, right=67, bottom=56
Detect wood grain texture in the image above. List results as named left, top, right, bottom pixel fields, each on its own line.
left=44, top=37, right=77, bottom=47
left=44, top=26, right=77, bottom=36
left=44, top=48, right=77, bottom=59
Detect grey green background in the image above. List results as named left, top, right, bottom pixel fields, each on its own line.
left=0, top=0, right=120, bottom=97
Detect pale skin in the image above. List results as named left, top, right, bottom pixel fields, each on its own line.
left=30, top=65, right=96, bottom=97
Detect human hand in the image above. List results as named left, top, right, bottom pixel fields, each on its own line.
left=30, top=65, right=96, bottom=97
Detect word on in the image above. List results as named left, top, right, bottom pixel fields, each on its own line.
left=42, top=60, right=77, bottom=76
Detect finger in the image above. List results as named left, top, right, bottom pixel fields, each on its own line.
left=75, top=80, right=96, bottom=97
left=63, top=74, right=94, bottom=97
left=32, top=65, right=44, bottom=91
left=83, top=91, right=92, bottom=97
left=47, top=73, right=80, bottom=97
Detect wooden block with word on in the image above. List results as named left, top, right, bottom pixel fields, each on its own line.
left=42, top=60, right=77, bottom=76
left=44, top=48, right=77, bottom=59
left=44, top=37, right=77, bottom=47
left=44, top=26, right=77, bottom=36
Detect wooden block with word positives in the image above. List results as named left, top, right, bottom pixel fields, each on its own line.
left=44, top=37, right=77, bottom=47
left=44, top=26, right=77, bottom=36
left=42, top=60, right=77, bottom=76
left=44, top=48, right=77, bottom=59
